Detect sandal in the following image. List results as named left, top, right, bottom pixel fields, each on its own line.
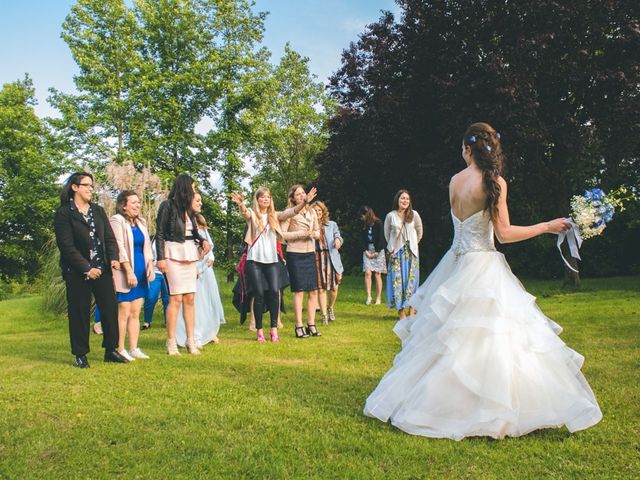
left=306, top=324, right=322, bottom=337
left=294, top=326, right=309, bottom=339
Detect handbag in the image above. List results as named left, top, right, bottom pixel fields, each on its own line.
left=235, top=224, right=267, bottom=303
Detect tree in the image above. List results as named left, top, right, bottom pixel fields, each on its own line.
left=202, top=0, right=270, bottom=279
left=133, top=0, right=217, bottom=175
left=0, top=76, right=67, bottom=281
left=318, top=0, right=640, bottom=278
left=245, top=44, right=335, bottom=204
left=50, top=0, right=142, bottom=167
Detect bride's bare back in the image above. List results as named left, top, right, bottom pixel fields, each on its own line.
left=449, top=164, right=569, bottom=243
left=449, top=167, right=487, bottom=221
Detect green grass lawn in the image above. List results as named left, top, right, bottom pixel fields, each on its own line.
left=0, top=275, right=638, bottom=479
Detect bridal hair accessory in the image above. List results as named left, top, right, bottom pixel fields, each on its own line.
left=485, top=145, right=492, bottom=152
left=496, top=132, right=501, bottom=139
left=468, top=135, right=476, bottom=143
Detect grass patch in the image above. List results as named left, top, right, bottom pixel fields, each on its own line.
left=0, top=275, right=638, bottom=479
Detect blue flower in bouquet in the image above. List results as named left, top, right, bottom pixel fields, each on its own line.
left=570, top=186, right=634, bottom=240
left=560, top=186, right=635, bottom=272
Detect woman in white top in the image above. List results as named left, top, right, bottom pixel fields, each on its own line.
left=384, top=190, right=423, bottom=319
left=231, top=186, right=316, bottom=342
left=176, top=193, right=225, bottom=347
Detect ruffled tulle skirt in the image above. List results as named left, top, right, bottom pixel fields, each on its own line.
left=363, top=250, right=602, bottom=440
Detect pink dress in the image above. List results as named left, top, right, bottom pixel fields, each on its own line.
left=164, top=216, right=199, bottom=294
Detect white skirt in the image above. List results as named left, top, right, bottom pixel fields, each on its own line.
left=364, top=249, right=602, bottom=440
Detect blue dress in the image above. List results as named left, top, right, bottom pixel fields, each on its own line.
left=117, top=225, right=147, bottom=302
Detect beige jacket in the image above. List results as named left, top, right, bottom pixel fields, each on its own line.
left=242, top=207, right=297, bottom=246
left=280, top=207, right=320, bottom=253
left=110, top=214, right=155, bottom=293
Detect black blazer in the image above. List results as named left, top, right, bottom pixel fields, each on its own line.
left=54, top=201, right=119, bottom=276
left=155, top=199, right=204, bottom=261
left=361, top=220, right=386, bottom=252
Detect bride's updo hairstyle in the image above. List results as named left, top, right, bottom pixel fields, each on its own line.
left=463, top=122, right=504, bottom=220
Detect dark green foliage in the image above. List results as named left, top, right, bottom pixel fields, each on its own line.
left=0, top=76, right=67, bottom=281
left=318, top=0, right=640, bottom=277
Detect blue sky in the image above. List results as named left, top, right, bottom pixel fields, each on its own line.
left=0, top=0, right=400, bottom=118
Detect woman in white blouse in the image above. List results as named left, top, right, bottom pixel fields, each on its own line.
left=384, top=189, right=423, bottom=319
left=231, top=186, right=316, bottom=342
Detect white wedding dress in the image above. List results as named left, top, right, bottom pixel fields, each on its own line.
left=364, top=209, right=602, bottom=440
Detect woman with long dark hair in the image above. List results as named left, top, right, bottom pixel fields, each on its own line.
left=110, top=190, right=155, bottom=360
left=156, top=174, right=209, bottom=355
left=364, top=122, right=602, bottom=439
left=359, top=206, right=386, bottom=305
left=53, top=172, right=129, bottom=367
left=176, top=193, right=225, bottom=347
left=384, top=190, right=423, bottom=319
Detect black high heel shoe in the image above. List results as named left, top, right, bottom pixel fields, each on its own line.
left=306, top=324, right=322, bottom=336
left=295, top=326, right=309, bottom=338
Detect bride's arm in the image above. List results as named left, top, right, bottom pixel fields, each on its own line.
left=493, top=177, right=569, bottom=244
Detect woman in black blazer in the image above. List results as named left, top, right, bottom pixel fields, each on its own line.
left=53, top=172, right=129, bottom=368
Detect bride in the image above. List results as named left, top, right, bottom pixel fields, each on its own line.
left=364, top=122, right=603, bottom=440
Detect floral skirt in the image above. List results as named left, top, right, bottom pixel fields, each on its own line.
left=316, top=249, right=340, bottom=290
left=386, top=244, right=419, bottom=310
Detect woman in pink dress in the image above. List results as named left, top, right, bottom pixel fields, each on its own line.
left=156, top=174, right=210, bottom=355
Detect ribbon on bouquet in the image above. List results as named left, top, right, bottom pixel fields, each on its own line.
left=557, top=219, right=583, bottom=273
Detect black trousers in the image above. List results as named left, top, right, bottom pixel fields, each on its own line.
left=245, top=260, right=280, bottom=330
left=64, top=271, right=119, bottom=355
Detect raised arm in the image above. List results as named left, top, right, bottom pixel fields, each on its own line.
left=231, top=191, right=252, bottom=221
left=493, top=176, right=570, bottom=244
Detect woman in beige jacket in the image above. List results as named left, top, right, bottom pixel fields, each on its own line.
left=110, top=191, right=155, bottom=360
left=231, top=186, right=316, bottom=342
left=280, top=185, right=322, bottom=338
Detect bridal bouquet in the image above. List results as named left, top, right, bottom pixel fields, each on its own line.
left=560, top=186, right=635, bottom=272
left=570, top=188, right=615, bottom=239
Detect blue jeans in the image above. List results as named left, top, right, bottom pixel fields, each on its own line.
left=95, top=273, right=168, bottom=324
left=144, top=272, right=169, bottom=324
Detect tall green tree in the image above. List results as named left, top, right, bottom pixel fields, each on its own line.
left=202, top=0, right=270, bottom=278
left=246, top=44, right=335, bottom=205
left=133, top=0, right=216, bottom=175
left=0, top=77, right=66, bottom=281
left=319, top=0, right=640, bottom=278
left=50, top=0, right=142, bottom=166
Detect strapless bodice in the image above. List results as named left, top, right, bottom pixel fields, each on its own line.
left=451, top=210, right=496, bottom=256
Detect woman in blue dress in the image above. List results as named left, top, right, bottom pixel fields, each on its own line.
left=110, top=190, right=155, bottom=361
left=384, top=190, right=423, bottom=319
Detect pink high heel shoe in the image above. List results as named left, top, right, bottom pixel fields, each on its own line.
left=256, top=332, right=266, bottom=343
left=270, top=331, right=280, bottom=343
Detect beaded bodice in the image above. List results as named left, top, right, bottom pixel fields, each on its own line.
left=451, top=210, right=496, bottom=257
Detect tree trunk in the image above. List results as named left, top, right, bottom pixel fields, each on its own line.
left=225, top=185, right=235, bottom=283
left=561, top=242, right=581, bottom=288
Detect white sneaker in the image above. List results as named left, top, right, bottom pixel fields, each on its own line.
left=129, top=348, right=150, bottom=359
left=118, top=349, right=135, bottom=361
